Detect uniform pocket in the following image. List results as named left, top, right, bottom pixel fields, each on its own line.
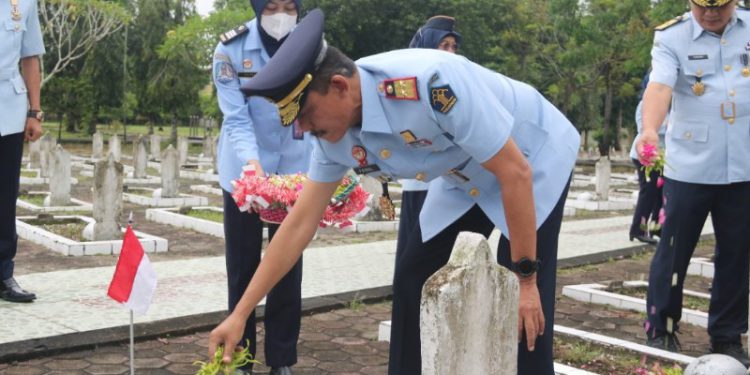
left=671, top=122, right=708, bottom=143
left=683, top=58, right=715, bottom=78
left=510, top=120, right=548, bottom=161
left=10, top=75, right=26, bottom=95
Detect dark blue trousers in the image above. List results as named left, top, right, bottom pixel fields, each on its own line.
left=646, top=179, right=750, bottom=344
left=630, top=158, right=663, bottom=238
left=395, top=190, right=427, bottom=264
left=222, top=191, right=302, bottom=368
left=0, top=132, right=23, bottom=281
left=388, top=184, right=568, bottom=375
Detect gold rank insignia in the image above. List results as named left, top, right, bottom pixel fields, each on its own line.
left=655, top=14, right=688, bottom=31
left=431, top=85, right=458, bottom=114
left=10, top=0, right=20, bottom=20
left=220, top=25, right=249, bottom=45
left=399, top=130, right=417, bottom=144
left=383, top=77, right=419, bottom=100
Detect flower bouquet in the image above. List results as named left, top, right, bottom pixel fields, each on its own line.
left=639, top=144, right=669, bottom=183
left=231, top=167, right=369, bottom=228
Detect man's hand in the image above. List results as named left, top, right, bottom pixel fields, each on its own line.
left=517, top=277, right=544, bottom=351
left=636, top=128, right=659, bottom=161
left=24, top=118, right=42, bottom=142
left=247, top=159, right=265, bottom=178
left=208, top=313, right=246, bottom=364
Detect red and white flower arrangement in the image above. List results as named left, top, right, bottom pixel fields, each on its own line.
left=231, top=166, right=369, bottom=228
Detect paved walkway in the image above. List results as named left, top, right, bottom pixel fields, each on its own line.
left=1, top=215, right=714, bottom=357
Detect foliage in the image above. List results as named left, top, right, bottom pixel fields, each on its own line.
left=194, top=342, right=260, bottom=375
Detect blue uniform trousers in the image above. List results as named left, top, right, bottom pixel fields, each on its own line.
left=222, top=190, right=302, bottom=368
left=389, top=183, right=569, bottom=375
left=395, top=190, right=428, bottom=264
left=630, top=158, right=663, bottom=238
left=646, top=179, right=750, bottom=344
left=0, top=132, right=24, bottom=281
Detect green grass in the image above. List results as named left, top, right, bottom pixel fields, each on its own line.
left=20, top=170, right=38, bottom=178
left=184, top=208, right=223, bottom=223
left=125, top=188, right=153, bottom=197
left=553, top=336, right=682, bottom=374
left=346, top=293, right=364, bottom=311
left=24, top=217, right=88, bottom=242
left=18, top=193, right=47, bottom=207
left=608, top=285, right=708, bottom=312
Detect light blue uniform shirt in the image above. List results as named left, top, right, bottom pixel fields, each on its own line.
left=213, top=19, right=312, bottom=192
left=308, top=50, right=580, bottom=241
left=0, top=0, right=44, bottom=136
left=649, top=10, right=750, bottom=184
left=629, top=100, right=667, bottom=160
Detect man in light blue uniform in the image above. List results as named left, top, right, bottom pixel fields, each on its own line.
left=208, top=10, right=579, bottom=374
left=212, top=1, right=311, bottom=374
left=0, top=0, right=44, bottom=303
left=639, top=0, right=750, bottom=366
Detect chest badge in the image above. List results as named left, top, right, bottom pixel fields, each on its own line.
left=399, top=130, right=432, bottom=148
left=431, top=85, right=458, bottom=114
left=243, top=59, right=253, bottom=69
left=382, top=77, right=419, bottom=101
left=692, top=79, right=705, bottom=96
left=741, top=54, right=750, bottom=78
left=351, top=146, right=381, bottom=175
left=10, top=0, right=20, bottom=20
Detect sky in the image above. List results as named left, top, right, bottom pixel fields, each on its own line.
left=196, top=0, right=214, bottom=16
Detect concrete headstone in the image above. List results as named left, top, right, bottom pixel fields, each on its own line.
left=177, top=136, right=188, bottom=166
left=28, top=138, right=41, bottom=169
left=420, top=232, right=519, bottom=375
left=150, top=134, right=161, bottom=160
left=92, top=154, right=123, bottom=241
left=202, top=136, right=214, bottom=159
left=47, top=145, right=71, bottom=206
left=160, top=145, right=180, bottom=198
left=133, top=135, right=148, bottom=179
left=595, top=158, right=611, bottom=201
left=38, top=133, right=55, bottom=178
left=109, top=135, right=122, bottom=162
left=92, top=131, right=104, bottom=159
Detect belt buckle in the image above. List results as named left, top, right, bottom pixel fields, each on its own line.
left=721, top=101, right=736, bottom=124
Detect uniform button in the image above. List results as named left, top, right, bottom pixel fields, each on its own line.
left=730, top=89, right=736, bottom=97
left=415, top=172, right=426, bottom=181
left=379, top=149, right=391, bottom=159
left=729, top=118, right=735, bottom=125
left=14, top=25, right=20, bottom=31
left=684, top=131, right=692, bottom=140
left=724, top=65, right=732, bottom=72
left=721, top=38, right=728, bottom=45
left=468, top=188, right=480, bottom=197
left=696, top=68, right=703, bottom=77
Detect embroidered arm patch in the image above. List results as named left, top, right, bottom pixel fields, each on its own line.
left=430, top=85, right=457, bottom=114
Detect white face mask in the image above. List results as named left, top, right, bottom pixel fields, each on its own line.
left=261, top=13, right=297, bottom=41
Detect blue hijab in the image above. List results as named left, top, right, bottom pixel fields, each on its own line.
left=250, top=0, right=302, bottom=57
left=409, top=15, right=462, bottom=49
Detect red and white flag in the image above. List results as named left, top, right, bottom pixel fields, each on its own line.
left=107, top=225, right=157, bottom=315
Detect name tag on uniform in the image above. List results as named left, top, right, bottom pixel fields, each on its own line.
left=353, top=164, right=381, bottom=175
left=688, top=55, right=709, bottom=60
left=238, top=72, right=256, bottom=78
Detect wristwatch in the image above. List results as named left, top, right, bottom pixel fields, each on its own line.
left=510, top=257, right=541, bottom=278
left=27, top=109, right=44, bottom=122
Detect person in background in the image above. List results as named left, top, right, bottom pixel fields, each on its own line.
left=0, top=0, right=45, bottom=303
left=212, top=1, right=312, bottom=374
left=396, top=15, right=461, bottom=262
left=639, top=0, right=750, bottom=366
left=629, top=71, right=666, bottom=245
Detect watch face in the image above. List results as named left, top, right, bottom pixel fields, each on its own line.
left=518, top=259, right=534, bottom=274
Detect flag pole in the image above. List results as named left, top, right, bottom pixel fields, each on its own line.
left=128, top=212, right=135, bottom=375
left=129, top=309, right=135, bottom=375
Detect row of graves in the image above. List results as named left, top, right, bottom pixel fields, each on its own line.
left=18, top=133, right=733, bottom=374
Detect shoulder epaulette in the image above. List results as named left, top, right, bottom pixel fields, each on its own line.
left=381, top=77, right=419, bottom=101
left=219, top=24, right=249, bottom=45
left=655, top=14, right=688, bottom=31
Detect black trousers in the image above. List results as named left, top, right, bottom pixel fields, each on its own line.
left=646, top=179, right=750, bottom=343
left=388, top=184, right=569, bottom=375
left=222, top=190, right=302, bottom=368
left=630, top=158, right=663, bottom=237
left=395, top=190, right=428, bottom=264
left=0, top=132, right=23, bottom=281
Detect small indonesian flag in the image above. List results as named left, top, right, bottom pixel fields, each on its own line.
left=107, top=225, right=157, bottom=315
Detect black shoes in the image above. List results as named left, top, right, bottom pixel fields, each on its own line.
left=269, top=367, right=293, bottom=375
left=0, top=277, right=36, bottom=303
left=630, top=234, right=658, bottom=245
left=711, top=341, right=750, bottom=368
left=646, top=332, right=681, bottom=352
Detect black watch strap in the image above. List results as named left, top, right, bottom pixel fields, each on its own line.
left=511, top=257, right=541, bottom=278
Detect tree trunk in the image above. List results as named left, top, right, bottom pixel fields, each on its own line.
left=614, top=106, right=623, bottom=152
left=599, top=77, right=613, bottom=157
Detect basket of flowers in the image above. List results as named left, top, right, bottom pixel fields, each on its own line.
left=231, top=167, right=369, bottom=227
